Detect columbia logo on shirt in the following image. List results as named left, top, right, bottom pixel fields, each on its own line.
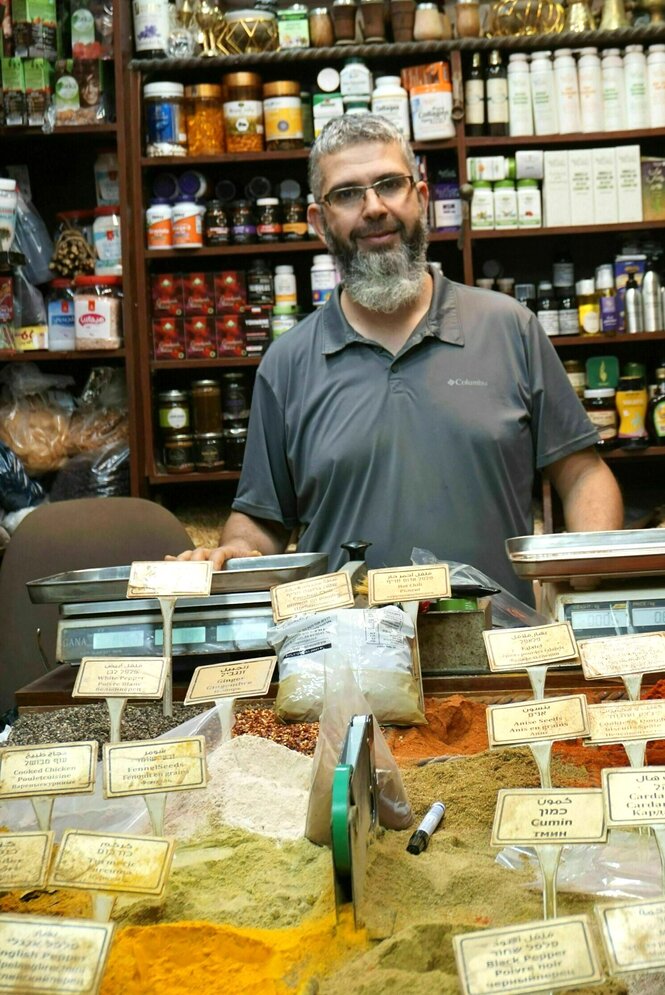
left=447, top=378, right=489, bottom=387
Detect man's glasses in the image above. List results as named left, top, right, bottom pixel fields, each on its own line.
left=320, top=174, right=416, bottom=211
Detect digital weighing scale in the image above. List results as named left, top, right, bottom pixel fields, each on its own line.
left=507, top=530, right=665, bottom=641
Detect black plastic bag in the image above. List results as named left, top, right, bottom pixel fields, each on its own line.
left=0, top=441, right=45, bottom=512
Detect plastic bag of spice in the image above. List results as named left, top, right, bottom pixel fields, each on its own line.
left=305, top=655, right=413, bottom=846
left=0, top=363, right=74, bottom=475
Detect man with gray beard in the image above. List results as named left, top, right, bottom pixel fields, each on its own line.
left=174, top=115, right=622, bottom=602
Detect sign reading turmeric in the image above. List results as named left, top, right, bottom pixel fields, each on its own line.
left=50, top=830, right=174, bottom=896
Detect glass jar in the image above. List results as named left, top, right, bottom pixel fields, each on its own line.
left=222, top=72, right=264, bottom=153
left=309, top=6, right=335, bottom=46
left=584, top=387, right=618, bottom=448
left=204, top=200, right=230, bottom=246
left=278, top=3, right=310, bottom=48
left=282, top=198, right=307, bottom=240
left=163, top=432, right=195, bottom=473
left=47, top=279, right=76, bottom=351
left=158, top=389, right=191, bottom=436
left=455, top=0, right=481, bottom=36
left=73, top=274, right=123, bottom=350
left=194, top=432, right=225, bottom=471
left=256, top=197, right=282, bottom=242
left=223, top=424, right=248, bottom=470
left=616, top=375, right=649, bottom=445
left=230, top=200, right=257, bottom=244
left=332, top=0, right=358, bottom=43
left=263, top=81, right=304, bottom=150
left=563, top=358, right=585, bottom=398
left=185, top=84, right=225, bottom=155
left=191, top=379, right=223, bottom=434
left=222, top=9, right=278, bottom=54
left=144, top=82, right=187, bottom=157
left=221, top=371, right=250, bottom=421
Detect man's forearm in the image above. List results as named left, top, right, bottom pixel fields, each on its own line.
left=219, top=511, right=291, bottom=556
left=547, top=449, right=624, bottom=532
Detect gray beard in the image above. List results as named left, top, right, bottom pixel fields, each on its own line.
left=323, top=212, right=429, bottom=313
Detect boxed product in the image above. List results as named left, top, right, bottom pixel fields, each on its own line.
left=1, top=58, right=26, bottom=126
left=14, top=324, right=49, bottom=350
left=567, top=149, right=594, bottom=227
left=641, top=158, right=665, bottom=222
left=24, top=58, right=53, bottom=126
left=592, top=147, right=618, bottom=225
left=241, top=304, right=271, bottom=356
left=54, top=58, right=106, bottom=125
left=152, top=317, right=185, bottom=360
left=185, top=316, right=217, bottom=359
left=542, top=150, right=570, bottom=227
left=183, top=272, right=215, bottom=315
left=312, top=93, right=344, bottom=138
left=11, top=0, right=57, bottom=58
left=0, top=275, right=14, bottom=325
left=400, top=60, right=450, bottom=92
left=215, top=311, right=245, bottom=357
left=615, top=145, right=642, bottom=224
left=430, top=180, right=461, bottom=231
left=152, top=274, right=183, bottom=316
left=70, top=0, right=114, bottom=59
left=466, top=156, right=510, bottom=182
left=515, top=150, right=544, bottom=180
left=214, top=270, right=246, bottom=310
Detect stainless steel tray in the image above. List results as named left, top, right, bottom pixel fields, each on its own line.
left=27, top=553, right=329, bottom=605
left=506, top=530, right=665, bottom=581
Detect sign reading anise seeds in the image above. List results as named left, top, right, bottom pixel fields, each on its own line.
left=483, top=622, right=578, bottom=672
left=271, top=571, right=354, bottom=621
left=73, top=657, right=168, bottom=699
left=127, top=560, right=213, bottom=598
left=103, top=737, right=207, bottom=797
left=577, top=631, right=665, bottom=679
left=184, top=657, right=276, bottom=705
left=596, top=898, right=665, bottom=974
left=0, top=742, right=98, bottom=799
left=0, top=915, right=114, bottom=995
left=50, top=831, right=174, bottom=897
left=367, top=564, right=451, bottom=606
left=0, top=832, right=54, bottom=891
left=487, top=694, right=589, bottom=747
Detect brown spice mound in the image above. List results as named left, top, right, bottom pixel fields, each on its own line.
left=233, top=706, right=319, bottom=755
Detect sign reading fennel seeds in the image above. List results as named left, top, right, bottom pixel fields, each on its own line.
left=184, top=656, right=276, bottom=705
left=587, top=699, right=665, bottom=745
left=50, top=830, right=174, bottom=897
left=577, top=631, right=665, bottom=679
left=482, top=622, right=578, bottom=672
left=0, top=832, right=54, bottom=891
left=0, top=915, right=114, bottom=995
left=0, top=742, right=98, bottom=799
left=491, top=788, right=606, bottom=847
left=126, top=560, right=213, bottom=599
left=367, top=564, right=451, bottom=606
left=271, top=571, right=354, bottom=622
left=596, top=898, right=665, bottom=974
left=103, top=736, right=207, bottom=797
left=487, top=694, right=589, bottom=748
left=73, top=657, right=168, bottom=699
left=602, top=766, right=665, bottom=826
left=454, top=915, right=603, bottom=994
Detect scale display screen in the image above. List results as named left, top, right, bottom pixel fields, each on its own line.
left=561, top=598, right=665, bottom=639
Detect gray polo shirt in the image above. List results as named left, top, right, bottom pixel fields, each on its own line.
left=232, top=269, right=598, bottom=602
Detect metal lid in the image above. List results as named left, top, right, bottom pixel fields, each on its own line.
left=184, top=84, right=222, bottom=99
left=191, top=379, right=220, bottom=389
left=222, top=72, right=263, bottom=87
left=263, top=80, right=300, bottom=97
left=158, top=389, right=189, bottom=401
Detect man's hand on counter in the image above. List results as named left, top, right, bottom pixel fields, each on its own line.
left=166, top=544, right=263, bottom=570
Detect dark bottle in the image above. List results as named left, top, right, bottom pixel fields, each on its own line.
left=465, top=52, right=485, bottom=137
left=648, top=366, right=665, bottom=445
left=486, top=50, right=508, bottom=137
left=247, top=259, right=274, bottom=305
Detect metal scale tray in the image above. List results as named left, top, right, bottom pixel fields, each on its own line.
left=506, top=529, right=665, bottom=582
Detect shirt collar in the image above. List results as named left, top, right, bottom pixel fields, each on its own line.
left=321, top=264, right=465, bottom=356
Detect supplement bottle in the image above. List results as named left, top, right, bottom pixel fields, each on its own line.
left=577, top=47, right=603, bottom=133
left=624, top=268, right=644, bottom=333
left=464, top=52, right=485, bottom=136
left=595, top=263, right=618, bottom=335
left=507, top=53, right=534, bottom=136
left=530, top=51, right=558, bottom=135
left=576, top=278, right=600, bottom=335
left=647, top=366, right=665, bottom=444
left=146, top=199, right=173, bottom=249
left=247, top=259, right=274, bottom=304
left=144, top=82, right=187, bottom=157
left=274, top=264, right=297, bottom=307
left=47, top=279, right=76, bottom=351
left=648, top=45, right=665, bottom=128
left=601, top=48, right=626, bottom=131
left=371, top=76, right=410, bottom=138
left=222, top=73, right=264, bottom=153
left=263, top=81, right=304, bottom=150
left=624, top=44, right=650, bottom=130
left=553, top=48, right=581, bottom=133
left=311, top=254, right=339, bottom=307
left=616, top=374, right=649, bottom=444
left=584, top=387, right=618, bottom=448
left=557, top=286, right=578, bottom=335
left=493, top=179, right=517, bottom=229
left=172, top=197, right=203, bottom=249
left=256, top=197, right=282, bottom=242
left=536, top=280, right=559, bottom=336
left=516, top=178, right=541, bottom=227
left=204, top=200, right=230, bottom=246
left=184, top=84, right=224, bottom=155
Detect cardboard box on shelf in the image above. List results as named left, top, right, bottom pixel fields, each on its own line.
left=567, top=149, right=594, bottom=227
left=54, top=58, right=106, bottom=125
left=615, top=145, right=643, bottom=224
left=11, top=0, right=57, bottom=59
left=215, top=311, right=246, bottom=357
left=214, top=271, right=246, bottom=310
left=185, top=316, right=217, bottom=359
left=641, top=157, right=665, bottom=221
left=152, top=317, right=185, bottom=360
left=70, top=0, right=114, bottom=59
left=542, top=151, right=570, bottom=227
left=152, top=274, right=184, bottom=317
left=24, top=58, right=53, bottom=127
left=592, top=147, right=618, bottom=225
left=1, top=57, right=26, bottom=126
left=183, top=272, right=215, bottom=316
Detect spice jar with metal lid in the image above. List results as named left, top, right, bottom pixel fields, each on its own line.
left=332, top=0, right=358, bottom=43
left=158, top=389, right=190, bottom=436
left=194, top=432, right=225, bottom=471
left=222, top=72, right=264, bottom=153
left=230, top=200, right=257, bottom=244
left=414, top=1, right=446, bottom=39
left=563, top=358, right=585, bottom=399
left=185, top=84, right=225, bottom=155
left=204, top=200, right=230, bottom=246
left=223, top=424, right=248, bottom=470
left=191, top=379, right=222, bottom=434
left=163, top=433, right=195, bottom=473
left=309, top=6, right=335, bottom=46
left=221, top=371, right=250, bottom=421
left=263, top=81, right=304, bottom=150
left=584, top=387, right=618, bottom=448
left=256, top=197, right=282, bottom=242
left=282, top=198, right=307, bottom=240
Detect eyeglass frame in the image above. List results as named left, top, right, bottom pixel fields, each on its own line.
left=319, top=173, right=417, bottom=210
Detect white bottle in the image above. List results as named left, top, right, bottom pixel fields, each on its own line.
left=311, top=254, right=339, bottom=307
left=371, top=76, right=410, bottom=138
left=601, top=48, right=626, bottom=132
left=553, top=48, right=581, bottom=134
left=648, top=44, right=665, bottom=128
left=577, top=47, right=603, bottom=134
left=507, top=54, right=534, bottom=136
left=624, top=44, right=650, bottom=130
left=274, top=265, right=297, bottom=307
left=529, top=51, right=559, bottom=136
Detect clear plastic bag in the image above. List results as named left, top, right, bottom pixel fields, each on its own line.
left=0, top=364, right=74, bottom=476
left=67, top=368, right=128, bottom=456
left=11, top=189, right=54, bottom=286
left=13, top=267, right=46, bottom=325
left=50, top=441, right=130, bottom=501
left=305, top=656, right=413, bottom=846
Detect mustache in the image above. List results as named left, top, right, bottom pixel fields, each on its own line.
left=350, top=220, right=405, bottom=242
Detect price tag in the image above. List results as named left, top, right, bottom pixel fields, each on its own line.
left=0, top=742, right=98, bottom=799
left=126, top=560, right=213, bottom=599
left=491, top=788, right=606, bottom=846
left=271, top=571, right=354, bottom=622
left=0, top=832, right=54, bottom=891
left=487, top=694, right=589, bottom=748
left=454, top=915, right=603, bottom=994
left=103, top=736, right=207, bottom=798
left=602, top=766, right=665, bottom=825
left=184, top=656, right=277, bottom=705
left=483, top=622, right=578, bottom=672
left=0, top=915, right=114, bottom=995
left=578, top=631, right=665, bottom=679
left=596, top=898, right=665, bottom=974
left=73, top=657, right=168, bottom=699
left=587, top=699, right=665, bottom=745
left=366, top=564, right=451, bottom=606
left=50, top=830, right=174, bottom=897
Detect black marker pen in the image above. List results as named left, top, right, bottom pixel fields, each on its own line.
left=406, top=801, right=446, bottom=854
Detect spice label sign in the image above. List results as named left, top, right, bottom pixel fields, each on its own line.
left=0, top=741, right=98, bottom=799
left=487, top=694, right=589, bottom=747
left=453, top=915, right=603, bottom=995
left=271, top=571, right=354, bottom=622
left=73, top=657, right=168, bottom=699
left=596, top=898, right=665, bottom=974
left=103, top=736, right=207, bottom=797
left=602, top=766, right=665, bottom=825
left=483, top=622, right=578, bottom=672
left=367, top=564, right=451, bottom=606
left=491, top=788, right=606, bottom=846
left=184, top=656, right=277, bottom=705
left=50, top=830, right=174, bottom=897
left=587, top=699, right=665, bottom=745
left=0, top=832, right=54, bottom=891
left=577, top=631, right=665, bottom=679
left=127, top=560, right=213, bottom=599
left=0, top=914, right=114, bottom=995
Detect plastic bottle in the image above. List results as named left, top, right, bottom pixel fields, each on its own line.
left=371, top=76, right=410, bottom=138
left=536, top=280, right=560, bottom=336
left=516, top=178, right=541, bottom=228
left=648, top=45, right=665, bottom=128
left=529, top=51, right=558, bottom=136
left=553, top=48, right=581, bottom=134
left=557, top=287, right=579, bottom=335
left=507, top=54, right=534, bottom=136
left=553, top=254, right=575, bottom=290
left=601, top=48, right=626, bottom=132
left=311, top=254, right=339, bottom=306
left=493, top=179, right=518, bottom=228
left=616, top=374, right=649, bottom=444
left=577, top=47, right=603, bottom=134
left=647, top=366, right=665, bottom=444
left=624, top=44, right=650, bottom=130
left=595, top=263, right=618, bottom=335
left=465, top=52, right=485, bottom=136
left=576, top=278, right=600, bottom=335
left=642, top=257, right=663, bottom=332
left=624, top=268, right=644, bottom=333
left=486, top=50, right=508, bottom=136
left=132, top=0, right=169, bottom=57
left=274, top=264, right=297, bottom=307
